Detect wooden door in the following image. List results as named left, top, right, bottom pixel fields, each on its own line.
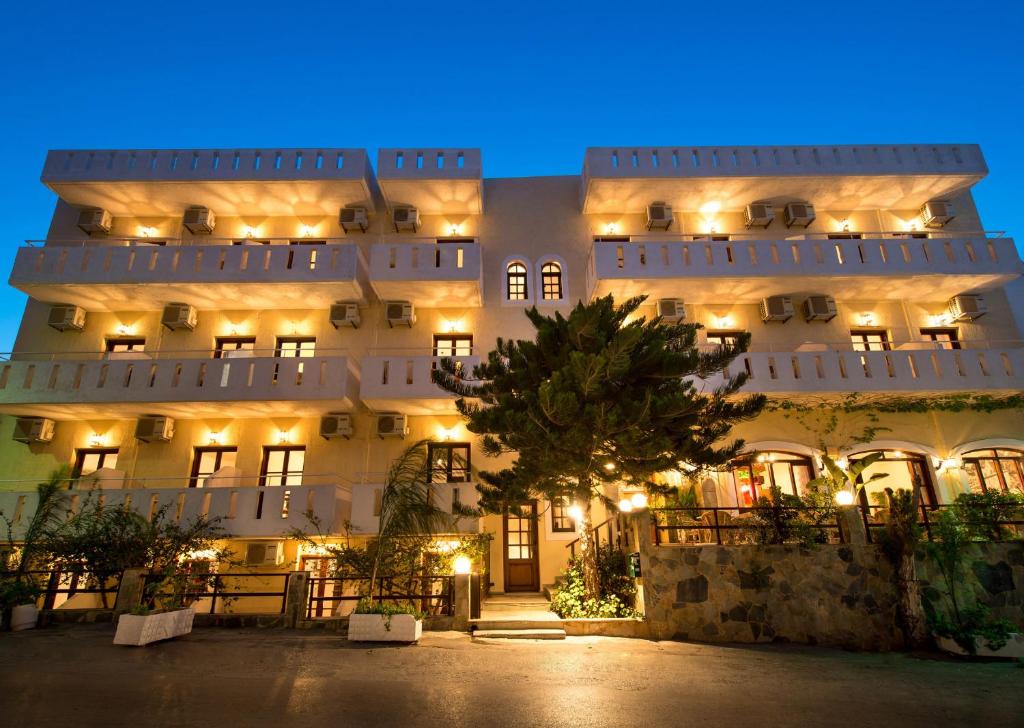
left=503, top=502, right=540, bottom=592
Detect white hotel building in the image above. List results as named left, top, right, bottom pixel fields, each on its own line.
left=0, top=144, right=1022, bottom=595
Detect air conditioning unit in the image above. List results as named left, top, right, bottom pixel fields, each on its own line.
left=760, top=296, right=795, bottom=323
left=646, top=202, right=674, bottom=231
left=784, top=202, right=816, bottom=228
left=135, top=415, right=175, bottom=443
left=802, top=295, right=838, bottom=322
left=376, top=414, right=409, bottom=439
left=385, top=301, right=415, bottom=328
left=948, top=294, right=987, bottom=322
left=320, top=413, right=353, bottom=440
left=339, top=206, right=369, bottom=233
left=330, top=303, right=360, bottom=329
left=244, top=542, right=284, bottom=566
left=744, top=202, right=775, bottom=229
left=656, top=298, right=685, bottom=322
left=392, top=206, right=420, bottom=232
left=77, top=208, right=112, bottom=234
left=183, top=207, right=216, bottom=234
left=12, top=417, right=55, bottom=444
left=161, top=303, right=198, bottom=331
left=47, top=305, right=86, bottom=332
left=920, top=200, right=955, bottom=229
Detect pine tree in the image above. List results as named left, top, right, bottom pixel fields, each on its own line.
left=432, top=294, right=765, bottom=600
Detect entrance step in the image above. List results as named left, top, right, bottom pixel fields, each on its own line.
left=471, top=618, right=564, bottom=631
left=472, top=628, right=566, bottom=641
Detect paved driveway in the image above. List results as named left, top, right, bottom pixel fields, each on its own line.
left=1, top=625, right=1021, bottom=727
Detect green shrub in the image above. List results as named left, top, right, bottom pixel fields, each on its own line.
left=951, top=491, right=1024, bottom=542
left=353, top=596, right=423, bottom=620
left=550, top=544, right=639, bottom=619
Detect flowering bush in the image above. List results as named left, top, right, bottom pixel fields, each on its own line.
left=550, top=544, right=639, bottom=619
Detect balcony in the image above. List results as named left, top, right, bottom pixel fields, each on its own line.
left=582, top=144, right=988, bottom=213
left=41, top=148, right=377, bottom=216
left=587, top=235, right=1022, bottom=303
left=0, top=351, right=359, bottom=419
left=349, top=481, right=480, bottom=535
left=9, top=240, right=368, bottom=310
left=702, top=344, right=1024, bottom=399
left=368, top=240, right=483, bottom=306
left=0, top=479, right=351, bottom=540
left=377, top=148, right=483, bottom=215
left=359, top=353, right=480, bottom=415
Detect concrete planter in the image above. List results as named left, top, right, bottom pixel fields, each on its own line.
left=347, top=613, right=422, bottom=643
left=114, top=608, right=195, bottom=646
left=936, top=633, right=1024, bottom=659
left=10, top=604, right=39, bottom=631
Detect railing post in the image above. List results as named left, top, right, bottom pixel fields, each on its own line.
left=920, top=503, right=933, bottom=540
left=452, top=573, right=471, bottom=631
left=837, top=505, right=867, bottom=546
left=209, top=575, right=220, bottom=614
left=714, top=510, right=722, bottom=545
left=283, top=571, right=309, bottom=628
left=42, top=571, right=60, bottom=611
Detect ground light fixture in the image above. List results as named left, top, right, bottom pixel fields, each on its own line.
left=630, top=492, right=648, bottom=509
left=834, top=490, right=855, bottom=506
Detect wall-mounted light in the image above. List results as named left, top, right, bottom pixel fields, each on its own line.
left=436, top=425, right=457, bottom=442
left=243, top=225, right=256, bottom=238
left=567, top=504, right=583, bottom=521
left=116, top=324, right=133, bottom=336
left=840, top=219, right=851, bottom=232
left=604, top=222, right=619, bottom=235
left=208, top=431, right=222, bottom=446
left=938, top=457, right=960, bottom=471
left=699, top=201, right=721, bottom=215
left=629, top=492, right=648, bottom=510
left=89, top=432, right=106, bottom=447
left=604, top=462, right=616, bottom=472
left=859, top=311, right=876, bottom=327
left=277, top=429, right=290, bottom=444
left=618, top=498, right=634, bottom=513
left=299, top=224, right=314, bottom=238
left=138, top=226, right=157, bottom=238
left=714, top=314, right=734, bottom=329
left=448, top=223, right=462, bottom=237
left=835, top=457, right=849, bottom=471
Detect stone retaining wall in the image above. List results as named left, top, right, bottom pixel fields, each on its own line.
left=640, top=542, right=902, bottom=650
left=916, top=541, right=1024, bottom=630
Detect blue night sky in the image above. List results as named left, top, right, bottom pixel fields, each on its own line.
left=1, top=0, right=1021, bottom=349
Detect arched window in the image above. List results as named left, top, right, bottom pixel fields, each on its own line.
left=962, top=449, right=1024, bottom=494
left=507, top=262, right=528, bottom=301
left=850, top=450, right=938, bottom=507
left=541, top=261, right=563, bottom=301
left=728, top=451, right=814, bottom=507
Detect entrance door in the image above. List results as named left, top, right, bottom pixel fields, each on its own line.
left=503, top=502, right=540, bottom=592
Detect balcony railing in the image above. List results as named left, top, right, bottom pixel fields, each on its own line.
left=368, top=240, right=483, bottom=306
left=348, top=479, right=480, bottom=536
left=714, top=346, right=1024, bottom=396
left=0, top=352, right=359, bottom=415
left=0, top=477, right=352, bottom=540
left=359, top=353, right=480, bottom=414
left=587, top=235, right=1021, bottom=302
left=10, top=241, right=367, bottom=310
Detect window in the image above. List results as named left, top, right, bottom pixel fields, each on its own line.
left=259, top=446, right=305, bottom=487
left=593, top=235, right=631, bottom=243
left=507, top=262, right=528, bottom=301
left=72, top=448, right=119, bottom=479
left=289, top=239, right=327, bottom=245
left=540, top=262, right=563, bottom=301
left=232, top=239, right=270, bottom=245
left=427, top=442, right=471, bottom=483
left=729, top=452, right=813, bottom=507
left=550, top=496, right=575, bottom=532
left=828, top=233, right=863, bottom=240
left=275, top=337, right=316, bottom=358
left=105, top=337, right=145, bottom=353
left=921, top=328, right=960, bottom=350
left=851, top=450, right=937, bottom=507
left=190, top=447, right=238, bottom=488
left=962, top=449, right=1024, bottom=495
left=433, top=334, right=473, bottom=357
left=688, top=235, right=731, bottom=242
left=214, top=337, right=256, bottom=358
left=850, top=329, right=890, bottom=352
left=706, top=331, right=745, bottom=348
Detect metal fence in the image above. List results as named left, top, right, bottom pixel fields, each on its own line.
left=144, top=571, right=291, bottom=614
left=306, top=575, right=454, bottom=618
left=863, top=502, right=1024, bottom=543
left=651, top=506, right=844, bottom=546
left=0, top=569, right=123, bottom=609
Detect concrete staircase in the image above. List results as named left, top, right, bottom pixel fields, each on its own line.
left=470, top=592, right=566, bottom=640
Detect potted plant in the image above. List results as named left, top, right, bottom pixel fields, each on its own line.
left=1, top=469, right=70, bottom=631
left=924, top=506, right=1021, bottom=658
left=348, top=597, right=424, bottom=642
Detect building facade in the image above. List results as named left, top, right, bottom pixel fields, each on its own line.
left=0, top=144, right=1022, bottom=600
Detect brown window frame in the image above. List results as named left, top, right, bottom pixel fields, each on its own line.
left=920, top=328, right=961, bottom=350
left=104, top=337, right=146, bottom=353
left=706, top=330, right=745, bottom=348
left=729, top=452, right=814, bottom=506
left=432, top=334, right=474, bottom=357
left=962, top=449, right=1024, bottom=494
left=189, top=446, right=239, bottom=487
left=506, top=262, right=529, bottom=301
left=850, top=329, right=891, bottom=352
left=214, top=336, right=257, bottom=358
left=540, top=262, right=563, bottom=301
left=258, top=445, right=306, bottom=487
left=71, top=448, right=119, bottom=479
left=550, top=495, right=575, bottom=532
left=427, top=442, right=471, bottom=483
left=275, top=336, right=316, bottom=358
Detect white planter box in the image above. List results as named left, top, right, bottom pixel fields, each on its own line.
left=936, top=633, right=1024, bottom=659
left=347, top=613, right=422, bottom=643
left=10, top=604, right=38, bottom=631
left=114, top=608, right=195, bottom=646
